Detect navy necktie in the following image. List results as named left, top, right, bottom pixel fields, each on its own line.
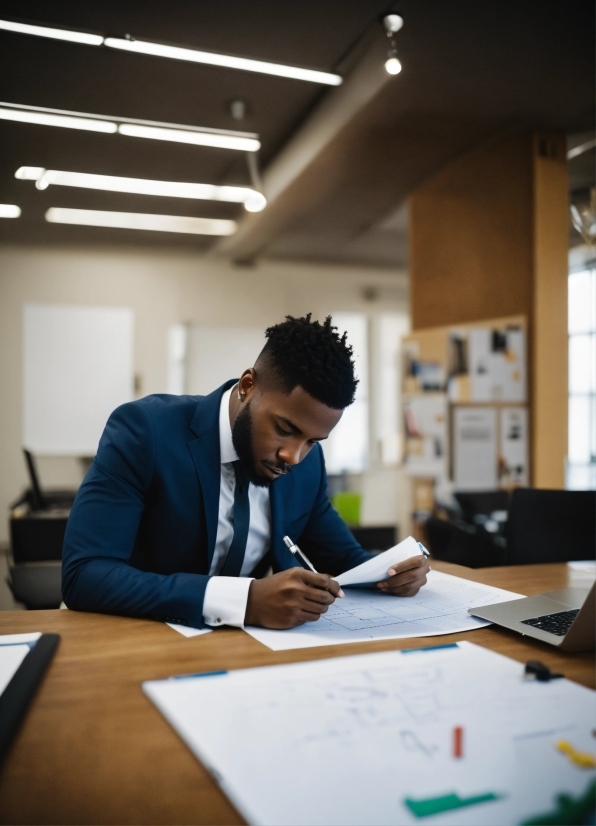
left=221, top=461, right=250, bottom=576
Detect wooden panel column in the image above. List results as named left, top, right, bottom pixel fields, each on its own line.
left=409, top=132, right=568, bottom=487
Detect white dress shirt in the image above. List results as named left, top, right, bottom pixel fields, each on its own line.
left=202, top=387, right=271, bottom=628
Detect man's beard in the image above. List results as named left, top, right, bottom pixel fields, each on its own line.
left=232, top=401, right=288, bottom=487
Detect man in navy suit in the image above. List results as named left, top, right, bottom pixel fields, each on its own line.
left=62, top=314, right=429, bottom=630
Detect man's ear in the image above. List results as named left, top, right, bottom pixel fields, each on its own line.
left=238, top=368, right=256, bottom=399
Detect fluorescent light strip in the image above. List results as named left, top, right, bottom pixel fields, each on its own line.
left=117, top=123, right=259, bottom=152
left=0, top=102, right=260, bottom=150
left=0, top=16, right=342, bottom=85
left=103, top=37, right=342, bottom=85
left=0, top=18, right=103, bottom=46
left=0, top=204, right=21, bottom=218
left=45, top=207, right=237, bottom=236
left=16, top=167, right=267, bottom=212
left=0, top=106, right=117, bottom=133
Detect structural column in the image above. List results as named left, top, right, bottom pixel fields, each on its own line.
left=409, top=132, right=568, bottom=487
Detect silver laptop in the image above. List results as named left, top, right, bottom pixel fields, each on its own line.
left=469, top=582, right=595, bottom=652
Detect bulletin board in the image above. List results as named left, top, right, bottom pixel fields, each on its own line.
left=402, top=316, right=528, bottom=491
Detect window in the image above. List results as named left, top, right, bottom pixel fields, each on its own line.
left=567, top=266, right=596, bottom=490
left=322, top=314, right=368, bottom=474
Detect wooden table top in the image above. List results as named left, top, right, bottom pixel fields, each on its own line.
left=0, top=561, right=594, bottom=825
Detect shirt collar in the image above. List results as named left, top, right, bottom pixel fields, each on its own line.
left=219, top=386, right=239, bottom=465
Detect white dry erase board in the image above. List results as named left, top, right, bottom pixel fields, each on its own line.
left=23, top=304, right=134, bottom=455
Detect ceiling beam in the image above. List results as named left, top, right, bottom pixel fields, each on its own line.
left=213, top=38, right=393, bottom=262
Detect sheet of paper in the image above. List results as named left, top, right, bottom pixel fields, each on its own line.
left=453, top=406, right=497, bottom=489
left=0, top=633, right=41, bottom=696
left=143, top=640, right=595, bottom=826
left=335, top=536, right=422, bottom=587
left=166, top=623, right=212, bottom=638
left=244, top=570, right=522, bottom=651
left=499, top=407, right=528, bottom=486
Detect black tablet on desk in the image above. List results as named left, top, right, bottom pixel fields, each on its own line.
left=0, top=632, right=60, bottom=764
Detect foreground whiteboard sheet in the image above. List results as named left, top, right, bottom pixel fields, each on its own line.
left=335, top=535, right=422, bottom=587
left=143, top=641, right=595, bottom=826
left=245, top=570, right=522, bottom=651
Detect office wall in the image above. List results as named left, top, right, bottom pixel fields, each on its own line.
left=0, top=244, right=409, bottom=543
left=409, top=132, right=569, bottom=487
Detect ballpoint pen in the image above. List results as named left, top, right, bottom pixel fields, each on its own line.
left=283, top=535, right=318, bottom=572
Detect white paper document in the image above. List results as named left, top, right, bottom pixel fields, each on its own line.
left=143, top=641, right=595, bottom=826
left=335, top=536, right=422, bottom=587
left=244, top=570, right=522, bottom=651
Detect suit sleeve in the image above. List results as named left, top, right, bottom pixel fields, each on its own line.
left=62, top=402, right=210, bottom=628
left=299, top=446, right=373, bottom=576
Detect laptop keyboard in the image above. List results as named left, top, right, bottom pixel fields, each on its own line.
left=521, top=609, right=580, bottom=636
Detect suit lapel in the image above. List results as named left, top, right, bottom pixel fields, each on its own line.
left=188, top=379, right=237, bottom=568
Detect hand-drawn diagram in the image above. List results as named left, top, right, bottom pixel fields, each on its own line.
left=245, top=571, right=522, bottom=650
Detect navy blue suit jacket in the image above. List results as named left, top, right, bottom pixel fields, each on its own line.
left=62, top=380, right=371, bottom=628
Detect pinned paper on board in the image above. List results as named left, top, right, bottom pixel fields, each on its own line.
left=499, top=407, right=528, bottom=487
left=404, top=394, right=448, bottom=479
left=469, top=326, right=526, bottom=403
left=453, top=407, right=497, bottom=490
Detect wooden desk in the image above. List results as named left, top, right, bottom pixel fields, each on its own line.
left=0, top=562, right=593, bottom=825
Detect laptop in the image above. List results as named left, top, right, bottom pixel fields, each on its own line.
left=469, top=582, right=595, bottom=652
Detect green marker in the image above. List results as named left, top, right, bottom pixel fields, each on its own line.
left=405, top=791, right=502, bottom=818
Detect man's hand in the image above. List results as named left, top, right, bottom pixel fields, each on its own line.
left=245, top=568, right=344, bottom=629
left=375, top=554, right=429, bottom=596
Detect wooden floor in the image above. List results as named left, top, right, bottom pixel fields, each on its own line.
left=0, top=561, right=593, bottom=825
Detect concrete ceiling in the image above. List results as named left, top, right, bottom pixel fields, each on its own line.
left=0, top=0, right=593, bottom=265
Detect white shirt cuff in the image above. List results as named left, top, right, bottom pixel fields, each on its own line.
left=203, top=576, right=254, bottom=628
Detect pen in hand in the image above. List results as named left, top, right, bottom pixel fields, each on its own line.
left=283, top=535, right=345, bottom=598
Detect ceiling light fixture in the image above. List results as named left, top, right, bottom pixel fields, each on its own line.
left=103, top=36, right=342, bottom=86
left=45, top=207, right=237, bottom=235
left=0, top=203, right=21, bottom=218
left=0, top=105, right=117, bottom=133
left=117, top=123, right=259, bottom=151
left=0, top=17, right=342, bottom=86
left=0, top=102, right=260, bottom=151
left=382, top=14, right=403, bottom=75
left=0, top=17, right=103, bottom=46
left=16, top=167, right=268, bottom=212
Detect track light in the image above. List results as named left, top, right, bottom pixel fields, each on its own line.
left=16, top=167, right=267, bottom=212
left=45, top=207, right=237, bottom=236
left=382, top=14, right=403, bottom=76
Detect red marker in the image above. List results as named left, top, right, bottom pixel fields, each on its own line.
left=453, top=726, right=464, bottom=758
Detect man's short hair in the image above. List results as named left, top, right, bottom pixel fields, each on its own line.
left=256, top=314, right=358, bottom=410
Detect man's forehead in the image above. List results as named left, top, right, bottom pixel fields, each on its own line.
left=262, top=385, right=342, bottom=434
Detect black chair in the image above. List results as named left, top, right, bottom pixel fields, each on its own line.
left=454, top=491, right=510, bottom=524
left=425, top=517, right=506, bottom=568
left=506, top=489, right=596, bottom=564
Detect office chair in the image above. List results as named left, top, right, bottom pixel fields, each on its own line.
left=425, top=517, right=506, bottom=568
left=506, top=488, right=596, bottom=564
left=454, top=491, right=510, bottom=524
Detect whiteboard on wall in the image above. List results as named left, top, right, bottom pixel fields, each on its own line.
left=185, top=326, right=265, bottom=395
left=23, top=304, right=134, bottom=455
